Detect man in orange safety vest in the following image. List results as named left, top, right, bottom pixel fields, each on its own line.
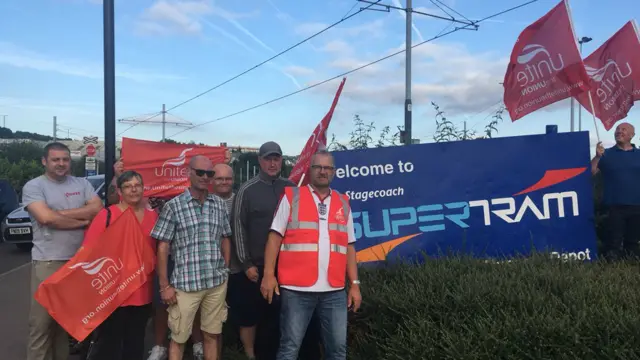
left=260, top=149, right=362, bottom=360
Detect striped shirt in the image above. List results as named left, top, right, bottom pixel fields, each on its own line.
left=217, top=193, right=241, bottom=274
left=151, top=189, right=232, bottom=292
left=233, top=173, right=293, bottom=269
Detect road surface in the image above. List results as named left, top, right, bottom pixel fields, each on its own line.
left=0, top=243, right=32, bottom=360
left=0, top=243, right=170, bottom=360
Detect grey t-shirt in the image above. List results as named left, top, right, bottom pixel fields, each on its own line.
left=22, top=175, right=96, bottom=261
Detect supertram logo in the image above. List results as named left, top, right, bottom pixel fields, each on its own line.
left=353, top=167, right=587, bottom=263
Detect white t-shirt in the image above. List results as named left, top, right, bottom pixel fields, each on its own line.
left=270, top=186, right=356, bottom=292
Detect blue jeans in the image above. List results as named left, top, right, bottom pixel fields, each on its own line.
left=276, top=288, right=347, bottom=360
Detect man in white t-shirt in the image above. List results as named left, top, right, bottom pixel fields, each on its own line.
left=260, top=149, right=362, bottom=360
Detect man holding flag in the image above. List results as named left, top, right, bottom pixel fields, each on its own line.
left=591, top=123, right=640, bottom=260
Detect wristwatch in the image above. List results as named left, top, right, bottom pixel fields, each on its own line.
left=352, top=280, right=361, bottom=285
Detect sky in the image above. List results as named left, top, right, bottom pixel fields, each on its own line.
left=0, top=0, right=638, bottom=155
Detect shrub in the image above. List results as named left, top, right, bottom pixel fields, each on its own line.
left=346, top=255, right=640, bottom=359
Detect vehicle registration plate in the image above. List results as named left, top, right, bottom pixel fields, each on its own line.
left=9, top=227, right=31, bottom=235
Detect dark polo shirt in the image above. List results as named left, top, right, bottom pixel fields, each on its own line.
left=598, top=144, right=640, bottom=206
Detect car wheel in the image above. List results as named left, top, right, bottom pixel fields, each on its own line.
left=16, top=243, right=33, bottom=252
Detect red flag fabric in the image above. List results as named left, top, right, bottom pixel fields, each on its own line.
left=289, top=77, right=346, bottom=186
left=503, top=0, right=590, bottom=121
left=575, top=20, right=640, bottom=130
left=34, top=209, right=155, bottom=341
left=120, top=138, right=229, bottom=198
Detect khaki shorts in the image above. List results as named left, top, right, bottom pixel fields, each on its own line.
left=167, top=279, right=228, bottom=343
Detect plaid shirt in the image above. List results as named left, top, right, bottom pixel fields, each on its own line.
left=151, top=189, right=232, bottom=292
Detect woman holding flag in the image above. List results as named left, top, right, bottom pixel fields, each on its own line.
left=81, top=170, right=159, bottom=360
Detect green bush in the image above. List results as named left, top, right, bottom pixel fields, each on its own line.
left=346, top=255, right=640, bottom=359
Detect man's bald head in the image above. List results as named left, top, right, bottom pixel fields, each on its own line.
left=213, top=163, right=233, bottom=176
left=212, top=163, right=234, bottom=197
left=615, top=122, right=635, bottom=146
left=190, top=155, right=212, bottom=169
left=189, top=155, right=214, bottom=193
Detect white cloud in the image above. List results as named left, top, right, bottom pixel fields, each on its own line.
left=284, top=66, right=315, bottom=77
left=294, top=22, right=328, bottom=36
left=0, top=42, right=185, bottom=82
left=0, top=97, right=101, bottom=116
left=320, top=40, right=353, bottom=55
left=294, top=19, right=386, bottom=39
left=313, top=41, right=509, bottom=115
left=135, top=0, right=213, bottom=36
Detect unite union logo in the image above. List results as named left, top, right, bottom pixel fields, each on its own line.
left=70, top=256, right=124, bottom=295
left=514, top=44, right=565, bottom=96
left=65, top=191, right=81, bottom=198
left=162, top=148, right=193, bottom=168
left=154, top=148, right=194, bottom=178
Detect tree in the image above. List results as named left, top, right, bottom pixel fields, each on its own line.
left=327, top=115, right=399, bottom=151
left=431, top=102, right=504, bottom=142
left=161, top=139, right=205, bottom=146
left=0, top=127, right=71, bottom=141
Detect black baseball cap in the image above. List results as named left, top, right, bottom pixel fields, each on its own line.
left=259, top=141, right=283, bottom=157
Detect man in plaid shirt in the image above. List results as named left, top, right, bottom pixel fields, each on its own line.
left=152, top=155, right=232, bottom=360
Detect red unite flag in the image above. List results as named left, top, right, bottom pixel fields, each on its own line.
left=288, top=77, right=346, bottom=186
left=34, top=210, right=155, bottom=341
left=120, top=138, right=229, bottom=198
left=575, top=20, right=640, bottom=131
left=503, top=0, right=591, bottom=121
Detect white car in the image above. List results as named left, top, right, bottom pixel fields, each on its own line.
left=2, top=175, right=106, bottom=251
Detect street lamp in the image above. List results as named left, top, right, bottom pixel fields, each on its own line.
left=577, top=36, right=592, bottom=132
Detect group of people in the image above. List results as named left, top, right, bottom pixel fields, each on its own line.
left=23, top=140, right=361, bottom=360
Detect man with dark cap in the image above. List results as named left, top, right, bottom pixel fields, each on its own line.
left=232, top=141, right=320, bottom=360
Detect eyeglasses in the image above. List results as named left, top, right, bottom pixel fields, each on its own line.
left=311, top=165, right=334, bottom=172
left=121, top=183, right=143, bottom=191
left=192, top=168, right=215, bottom=178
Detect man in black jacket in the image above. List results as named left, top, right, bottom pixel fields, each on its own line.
left=232, top=141, right=320, bottom=360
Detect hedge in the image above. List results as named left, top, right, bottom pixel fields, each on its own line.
left=223, top=254, right=640, bottom=359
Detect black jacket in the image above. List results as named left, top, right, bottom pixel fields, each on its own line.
left=232, top=171, right=293, bottom=270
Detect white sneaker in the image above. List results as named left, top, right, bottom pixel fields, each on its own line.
left=192, top=342, right=204, bottom=360
left=147, top=345, right=168, bottom=360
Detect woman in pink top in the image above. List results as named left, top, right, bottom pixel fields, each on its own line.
left=82, top=170, right=158, bottom=360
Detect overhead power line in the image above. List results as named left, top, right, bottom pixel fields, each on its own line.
left=167, top=0, right=539, bottom=140
left=117, top=0, right=386, bottom=137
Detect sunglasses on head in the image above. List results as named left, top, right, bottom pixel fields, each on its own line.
left=192, top=168, right=215, bottom=178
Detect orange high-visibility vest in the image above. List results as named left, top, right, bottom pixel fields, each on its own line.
left=277, top=186, right=351, bottom=288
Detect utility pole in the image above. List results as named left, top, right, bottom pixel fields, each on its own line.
left=53, top=116, right=57, bottom=141
left=404, top=0, right=412, bottom=146
left=570, top=95, right=575, bottom=132
left=0, top=115, right=7, bottom=128
left=118, top=104, right=192, bottom=140
left=357, top=0, right=476, bottom=145
left=162, top=103, right=166, bottom=141
left=104, top=0, right=116, bottom=197
left=577, top=36, right=592, bottom=131
left=463, top=121, right=467, bottom=140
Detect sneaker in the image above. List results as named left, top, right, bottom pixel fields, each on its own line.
left=192, top=342, right=204, bottom=360
left=147, top=345, right=168, bottom=360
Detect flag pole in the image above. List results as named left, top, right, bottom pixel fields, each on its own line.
left=587, top=91, right=600, bottom=142
left=297, top=173, right=306, bottom=187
